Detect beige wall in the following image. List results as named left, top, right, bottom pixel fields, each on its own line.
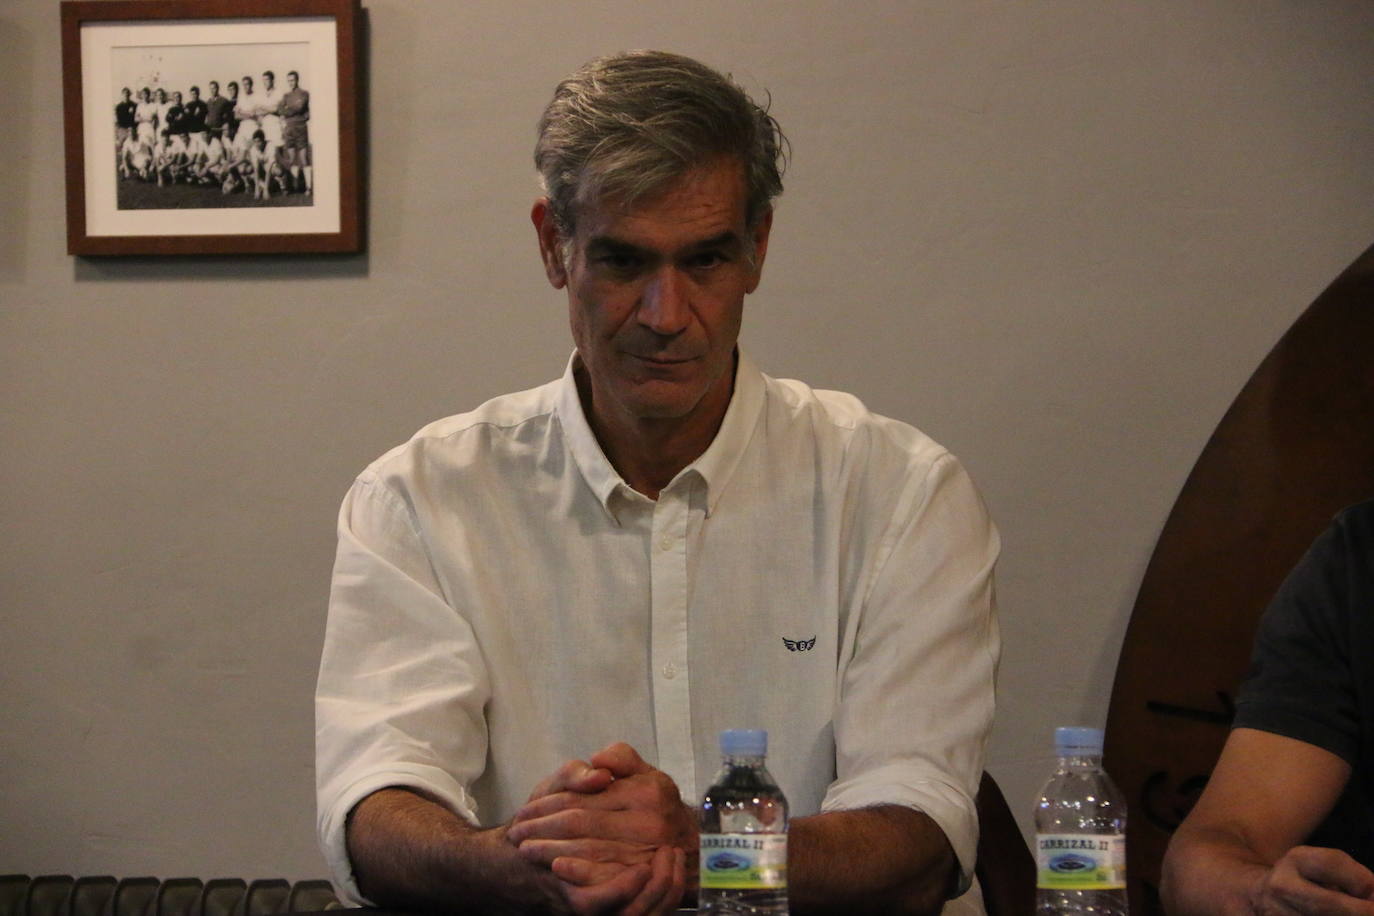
left=4, top=0, right=1374, bottom=879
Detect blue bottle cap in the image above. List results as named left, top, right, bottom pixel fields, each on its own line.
left=720, top=729, right=768, bottom=756
left=1055, top=726, right=1104, bottom=756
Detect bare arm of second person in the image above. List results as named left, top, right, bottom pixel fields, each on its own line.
left=1162, top=727, right=1374, bottom=916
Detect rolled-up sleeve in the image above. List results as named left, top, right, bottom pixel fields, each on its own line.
left=822, top=451, right=1000, bottom=894
left=315, top=476, right=491, bottom=904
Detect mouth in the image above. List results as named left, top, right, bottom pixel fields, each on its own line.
left=629, top=353, right=697, bottom=367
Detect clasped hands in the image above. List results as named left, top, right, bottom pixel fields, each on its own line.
left=505, top=742, right=696, bottom=915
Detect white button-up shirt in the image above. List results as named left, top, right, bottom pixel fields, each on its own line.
left=258, top=84, right=282, bottom=143
left=316, top=351, right=1000, bottom=908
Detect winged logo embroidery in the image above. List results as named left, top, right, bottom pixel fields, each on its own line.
left=783, top=635, right=817, bottom=652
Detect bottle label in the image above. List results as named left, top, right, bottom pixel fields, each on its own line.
left=699, top=833, right=787, bottom=890
left=1035, top=833, right=1126, bottom=890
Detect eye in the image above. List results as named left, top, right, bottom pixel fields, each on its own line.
left=686, top=250, right=728, bottom=270
left=596, top=252, right=643, bottom=274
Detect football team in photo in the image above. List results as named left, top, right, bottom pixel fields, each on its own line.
left=115, top=69, right=312, bottom=204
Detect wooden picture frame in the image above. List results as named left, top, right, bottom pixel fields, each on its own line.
left=61, top=0, right=362, bottom=255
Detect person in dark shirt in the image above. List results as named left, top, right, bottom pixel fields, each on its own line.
left=204, top=81, right=233, bottom=144
left=279, top=70, right=311, bottom=194
left=223, top=82, right=241, bottom=144
left=183, top=86, right=208, bottom=136
left=1163, top=500, right=1374, bottom=914
left=182, top=85, right=209, bottom=163
left=114, top=87, right=137, bottom=164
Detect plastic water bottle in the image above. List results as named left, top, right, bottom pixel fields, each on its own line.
left=1035, top=726, right=1128, bottom=915
left=699, top=729, right=789, bottom=914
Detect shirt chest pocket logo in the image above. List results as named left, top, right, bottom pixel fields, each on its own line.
left=782, top=635, right=816, bottom=652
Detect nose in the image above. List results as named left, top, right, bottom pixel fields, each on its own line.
left=638, top=266, right=691, bottom=336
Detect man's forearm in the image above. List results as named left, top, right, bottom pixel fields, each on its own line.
left=1161, top=824, right=1273, bottom=916
left=787, top=805, right=956, bottom=916
left=346, top=787, right=568, bottom=915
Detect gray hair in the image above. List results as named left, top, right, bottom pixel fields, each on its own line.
left=534, top=50, right=786, bottom=239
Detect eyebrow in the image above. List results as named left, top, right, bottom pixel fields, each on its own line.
left=585, top=230, right=745, bottom=259
left=684, top=230, right=745, bottom=254
left=585, top=237, right=646, bottom=258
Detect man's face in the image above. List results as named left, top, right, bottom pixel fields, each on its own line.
left=121, top=89, right=131, bottom=102
left=190, top=88, right=200, bottom=101
left=228, top=84, right=238, bottom=99
left=536, top=158, right=771, bottom=431
left=174, top=92, right=182, bottom=104
left=262, top=73, right=274, bottom=91
left=287, top=73, right=299, bottom=91
left=209, top=82, right=219, bottom=97
left=242, top=77, right=253, bottom=93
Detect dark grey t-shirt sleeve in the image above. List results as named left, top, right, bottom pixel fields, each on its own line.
left=1233, top=512, right=1361, bottom=765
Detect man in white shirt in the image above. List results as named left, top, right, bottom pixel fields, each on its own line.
left=153, top=88, right=174, bottom=143
left=119, top=131, right=151, bottom=181
left=193, top=130, right=229, bottom=186
left=232, top=75, right=261, bottom=157
left=316, top=50, right=1000, bottom=916
left=241, top=129, right=277, bottom=200
left=134, top=87, right=158, bottom=150
left=257, top=69, right=283, bottom=157
left=159, top=130, right=190, bottom=186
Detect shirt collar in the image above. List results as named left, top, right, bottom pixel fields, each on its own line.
left=556, top=352, right=624, bottom=515
left=554, top=349, right=766, bottom=520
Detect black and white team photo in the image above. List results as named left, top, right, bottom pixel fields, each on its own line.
left=112, top=42, right=315, bottom=210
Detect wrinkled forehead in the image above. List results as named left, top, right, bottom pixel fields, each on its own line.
left=570, top=159, right=751, bottom=245
left=570, top=155, right=749, bottom=230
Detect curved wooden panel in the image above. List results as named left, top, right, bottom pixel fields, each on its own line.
left=1104, top=241, right=1374, bottom=914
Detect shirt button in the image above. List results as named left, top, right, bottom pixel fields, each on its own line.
left=662, top=663, right=677, bottom=679
left=658, top=533, right=675, bottom=551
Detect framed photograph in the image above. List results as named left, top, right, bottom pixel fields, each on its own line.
left=61, top=0, right=362, bottom=255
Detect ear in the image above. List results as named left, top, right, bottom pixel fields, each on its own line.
left=531, top=198, right=568, bottom=289
left=745, top=207, right=774, bottom=295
